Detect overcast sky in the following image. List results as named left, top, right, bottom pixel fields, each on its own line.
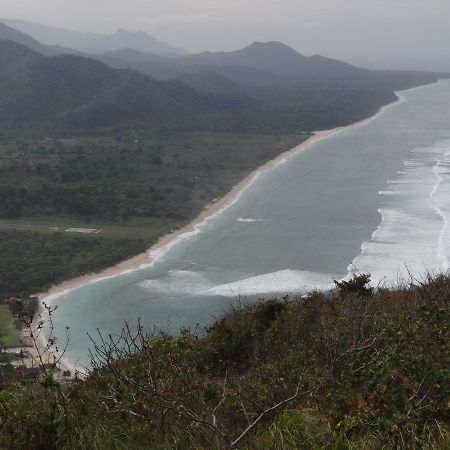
left=2, top=0, right=450, bottom=70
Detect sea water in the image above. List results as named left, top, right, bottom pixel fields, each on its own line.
left=46, top=80, right=450, bottom=369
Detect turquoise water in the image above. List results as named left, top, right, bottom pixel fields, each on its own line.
left=46, top=81, right=450, bottom=368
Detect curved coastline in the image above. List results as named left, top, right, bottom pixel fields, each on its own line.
left=33, top=81, right=439, bottom=372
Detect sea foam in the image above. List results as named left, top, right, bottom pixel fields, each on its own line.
left=139, top=270, right=213, bottom=296
left=209, top=269, right=335, bottom=297
left=349, top=140, right=450, bottom=286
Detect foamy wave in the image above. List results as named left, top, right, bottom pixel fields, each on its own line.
left=237, top=217, right=267, bottom=223
left=431, top=150, right=450, bottom=270
left=349, top=140, right=450, bottom=286
left=209, top=269, right=335, bottom=297
left=139, top=270, right=213, bottom=296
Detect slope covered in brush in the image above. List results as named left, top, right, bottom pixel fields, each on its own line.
left=1, top=274, right=449, bottom=449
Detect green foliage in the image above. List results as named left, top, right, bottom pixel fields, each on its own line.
left=251, top=408, right=332, bottom=449
left=1, top=274, right=449, bottom=449
left=0, top=231, right=147, bottom=297
left=0, top=132, right=305, bottom=221
left=334, top=273, right=373, bottom=298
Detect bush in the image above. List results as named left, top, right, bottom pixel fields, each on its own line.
left=0, top=274, right=449, bottom=449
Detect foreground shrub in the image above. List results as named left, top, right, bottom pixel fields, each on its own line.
left=0, top=274, right=449, bottom=449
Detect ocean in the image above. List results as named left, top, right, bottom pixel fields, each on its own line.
left=45, top=80, right=450, bottom=369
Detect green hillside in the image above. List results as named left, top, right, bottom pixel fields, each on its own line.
left=0, top=274, right=449, bottom=449
left=0, top=40, right=257, bottom=130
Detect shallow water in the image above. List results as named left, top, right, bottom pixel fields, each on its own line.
left=47, top=80, right=450, bottom=367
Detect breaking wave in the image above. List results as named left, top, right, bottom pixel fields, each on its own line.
left=349, top=140, right=450, bottom=286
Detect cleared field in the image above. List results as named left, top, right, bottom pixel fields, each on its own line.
left=0, top=216, right=180, bottom=240
left=0, top=304, right=23, bottom=348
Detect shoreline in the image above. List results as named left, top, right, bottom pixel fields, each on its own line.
left=37, top=129, right=335, bottom=304
left=33, top=128, right=342, bottom=375
left=38, top=93, right=407, bottom=304
left=38, top=129, right=336, bottom=303
left=31, top=81, right=437, bottom=372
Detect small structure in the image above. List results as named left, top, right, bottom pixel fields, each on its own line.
left=65, top=228, right=99, bottom=234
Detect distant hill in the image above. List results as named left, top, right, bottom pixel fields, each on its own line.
left=0, top=40, right=257, bottom=129
left=1, top=18, right=188, bottom=56
left=176, top=41, right=369, bottom=82
left=94, top=41, right=370, bottom=89
left=97, top=51, right=287, bottom=88
left=0, top=22, right=78, bottom=57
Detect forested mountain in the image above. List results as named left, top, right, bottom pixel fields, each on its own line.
left=96, top=41, right=370, bottom=87
left=175, top=41, right=369, bottom=82
left=94, top=40, right=445, bottom=97
left=95, top=51, right=288, bottom=87
left=1, top=18, right=188, bottom=56
left=0, top=40, right=257, bottom=129
left=0, top=24, right=445, bottom=132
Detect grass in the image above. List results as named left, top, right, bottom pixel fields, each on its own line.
left=0, top=216, right=181, bottom=240
left=0, top=304, right=23, bottom=348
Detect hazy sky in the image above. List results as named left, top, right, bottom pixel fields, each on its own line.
left=2, top=0, right=450, bottom=70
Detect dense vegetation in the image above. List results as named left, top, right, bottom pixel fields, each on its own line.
left=0, top=274, right=449, bottom=449
left=0, top=131, right=305, bottom=220
left=0, top=40, right=256, bottom=130
left=0, top=231, right=147, bottom=298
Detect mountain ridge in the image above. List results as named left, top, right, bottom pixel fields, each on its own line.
left=94, top=40, right=371, bottom=89
left=0, top=22, right=75, bottom=57
left=0, top=39, right=257, bottom=129
left=175, top=41, right=368, bottom=82
left=1, top=18, right=188, bottom=56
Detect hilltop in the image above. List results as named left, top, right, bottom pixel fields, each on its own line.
left=176, top=41, right=369, bottom=82
left=0, top=274, right=449, bottom=449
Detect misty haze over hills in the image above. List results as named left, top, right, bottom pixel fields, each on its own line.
left=0, top=19, right=447, bottom=132
left=0, top=22, right=79, bottom=57
left=1, top=18, right=188, bottom=56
